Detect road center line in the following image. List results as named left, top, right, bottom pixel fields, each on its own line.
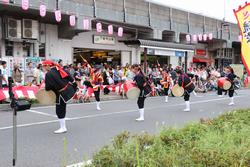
left=0, top=95, right=245, bottom=131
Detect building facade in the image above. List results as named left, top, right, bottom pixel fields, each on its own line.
left=0, top=0, right=241, bottom=71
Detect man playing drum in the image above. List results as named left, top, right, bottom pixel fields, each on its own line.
left=42, top=60, right=77, bottom=134
left=176, top=69, right=195, bottom=112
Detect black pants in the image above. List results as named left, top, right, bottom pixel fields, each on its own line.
left=164, top=88, right=169, bottom=96
left=56, top=96, right=66, bottom=119
left=228, top=89, right=234, bottom=97
left=184, top=91, right=190, bottom=101
left=94, top=89, right=100, bottom=102
left=137, top=97, right=146, bottom=109
left=218, top=88, right=234, bottom=97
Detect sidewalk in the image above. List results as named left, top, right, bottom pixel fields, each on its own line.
left=0, top=93, right=124, bottom=112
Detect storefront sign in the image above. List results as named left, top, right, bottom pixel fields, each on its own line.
left=93, top=35, right=115, bottom=45
left=196, top=49, right=206, bottom=56
left=175, top=51, right=185, bottom=57
left=155, top=50, right=175, bottom=56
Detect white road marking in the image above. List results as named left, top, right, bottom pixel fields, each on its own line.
left=0, top=95, right=245, bottom=131
left=67, top=160, right=92, bottom=167
left=27, top=110, right=58, bottom=118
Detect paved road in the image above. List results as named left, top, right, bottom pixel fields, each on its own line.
left=0, top=90, right=250, bottom=167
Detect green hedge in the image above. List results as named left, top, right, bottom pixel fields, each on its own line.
left=87, top=109, right=250, bottom=167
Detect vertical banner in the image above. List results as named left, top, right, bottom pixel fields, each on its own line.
left=55, top=10, right=62, bottom=22
left=22, top=0, right=29, bottom=10
left=40, top=4, right=47, bottom=17
left=234, top=2, right=250, bottom=75
left=69, top=15, right=76, bottom=27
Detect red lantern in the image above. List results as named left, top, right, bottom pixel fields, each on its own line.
left=40, top=4, right=46, bottom=17
left=118, top=27, right=123, bottom=37
left=70, top=15, right=76, bottom=27
left=208, top=33, right=213, bottom=40
left=203, top=34, right=208, bottom=41
left=192, top=35, right=197, bottom=42
left=96, top=23, right=102, bottom=33
left=108, top=25, right=113, bottom=35
left=55, top=10, right=62, bottom=22
left=186, top=34, right=191, bottom=42
left=83, top=19, right=90, bottom=30
left=22, top=0, right=29, bottom=10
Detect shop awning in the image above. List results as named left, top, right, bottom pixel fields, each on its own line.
left=120, top=39, right=195, bottom=52
left=193, top=57, right=212, bottom=63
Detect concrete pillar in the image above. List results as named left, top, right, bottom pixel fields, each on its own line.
left=121, top=51, right=131, bottom=66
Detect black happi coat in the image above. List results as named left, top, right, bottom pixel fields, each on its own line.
left=225, top=73, right=237, bottom=90
left=178, top=73, right=195, bottom=93
left=45, top=67, right=75, bottom=103
left=134, top=72, right=145, bottom=97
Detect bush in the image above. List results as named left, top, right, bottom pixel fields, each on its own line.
left=87, top=109, right=250, bottom=167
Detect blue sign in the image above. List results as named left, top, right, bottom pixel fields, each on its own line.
left=175, top=51, right=185, bottom=57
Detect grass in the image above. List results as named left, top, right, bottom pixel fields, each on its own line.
left=86, top=109, right=250, bottom=167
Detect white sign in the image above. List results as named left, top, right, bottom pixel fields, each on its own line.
left=155, top=50, right=175, bottom=56
left=93, top=35, right=115, bottom=45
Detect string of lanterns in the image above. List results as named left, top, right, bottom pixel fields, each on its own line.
left=1, top=0, right=124, bottom=37
left=186, top=33, right=213, bottom=42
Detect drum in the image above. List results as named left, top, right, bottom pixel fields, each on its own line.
left=123, top=81, right=140, bottom=99
left=36, top=89, right=56, bottom=105
left=171, top=84, right=184, bottom=97
left=218, top=78, right=232, bottom=90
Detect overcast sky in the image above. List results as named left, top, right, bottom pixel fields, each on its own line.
left=147, top=0, right=246, bottom=23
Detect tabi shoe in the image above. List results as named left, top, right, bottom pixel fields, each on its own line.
left=228, top=97, right=235, bottom=106
left=54, top=119, right=67, bottom=134
left=183, top=101, right=191, bottom=112
left=96, top=102, right=101, bottom=111
left=165, top=96, right=169, bottom=103
left=136, top=109, right=144, bottom=121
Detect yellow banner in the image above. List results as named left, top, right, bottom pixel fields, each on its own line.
left=234, top=3, right=250, bottom=75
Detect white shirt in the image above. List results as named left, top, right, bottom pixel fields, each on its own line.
left=1, top=67, right=9, bottom=85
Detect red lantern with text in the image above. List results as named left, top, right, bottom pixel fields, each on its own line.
left=83, top=19, right=90, bottom=30
left=118, top=27, right=123, bottom=37
left=108, top=25, right=113, bottom=35
left=96, top=23, right=102, bottom=33
left=55, top=10, right=62, bottom=22
left=208, top=33, right=213, bottom=40
left=186, top=34, right=191, bottom=42
left=40, top=4, right=46, bottom=17
left=70, top=15, right=76, bottom=27
left=22, top=0, right=29, bottom=10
